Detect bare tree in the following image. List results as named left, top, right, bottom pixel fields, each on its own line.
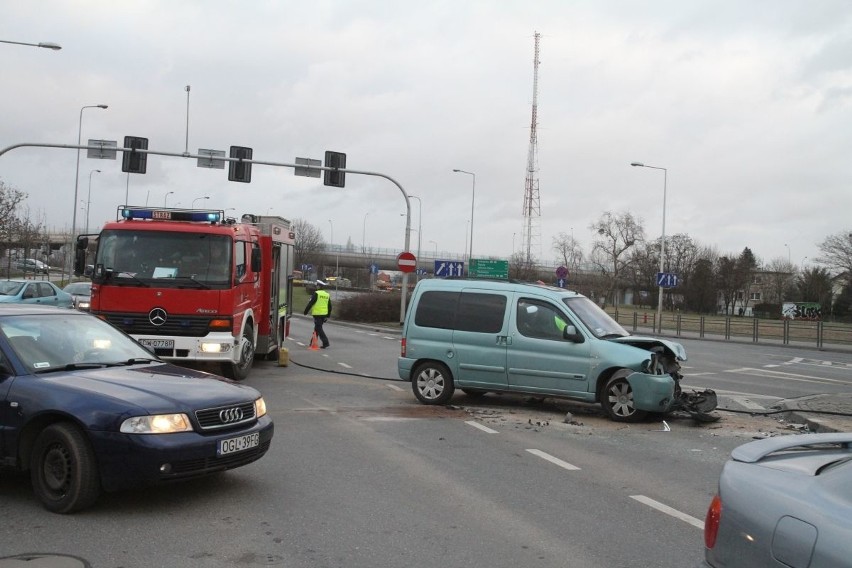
left=292, top=218, right=325, bottom=272
left=589, top=211, right=644, bottom=310
left=762, top=257, right=796, bottom=304
left=816, top=230, right=852, bottom=285
left=552, top=232, right=583, bottom=274
left=0, top=179, right=27, bottom=271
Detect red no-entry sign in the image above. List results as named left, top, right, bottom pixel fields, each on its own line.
left=397, top=251, right=416, bottom=273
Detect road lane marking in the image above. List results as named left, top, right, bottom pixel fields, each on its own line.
left=526, top=449, right=580, bottom=471
left=466, top=421, right=499, bottom=434
left=385, top=383, right=404, bottom=391
left=725, top=367, right=852, bottom=386
left=338, top=362, right=353, bottom=369
left=630, top=495, right=704, bottom=529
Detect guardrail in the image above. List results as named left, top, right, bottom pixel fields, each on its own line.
left=612, top=310, right=852, bottom=351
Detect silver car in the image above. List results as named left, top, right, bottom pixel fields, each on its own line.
left=702, top=433, right=852, bottom=567
left=63, top=281, right=92, bottom=311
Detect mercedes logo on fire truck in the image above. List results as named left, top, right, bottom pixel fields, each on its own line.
left=148, top=308, right=168, bottom=326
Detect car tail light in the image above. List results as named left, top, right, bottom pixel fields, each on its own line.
left=704, top=494, right=722, bottom=549
left=400, top=338, right=406, bottom=357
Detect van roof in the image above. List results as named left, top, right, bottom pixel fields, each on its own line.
left=413, top=278, right=584, bottom=298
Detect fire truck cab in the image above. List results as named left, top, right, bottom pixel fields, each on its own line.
left=74, top=206, right=295, bottom=380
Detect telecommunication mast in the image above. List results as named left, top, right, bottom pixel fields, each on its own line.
left=521, top=32, right=542, bottom=264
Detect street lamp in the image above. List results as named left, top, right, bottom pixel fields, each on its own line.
left=362, top=212, right=370, bottom=254
left=69, top=104, right=107, bottom=281
left=452, top=169, right=475, bottom=262
left=630, top=162, right=667, bottom=332
left=164, top=191, right=174, bottom=207
left=328, top=219, right=339, bottom=293
left=85, top=169, right=100, bottom=234
left=0, top=39, right=62, bottom=50
left=409, top=195, right=423, bottom=275
left=192, top=196, right=210, bottom=208
left=784, top=243, right=791, bottom=264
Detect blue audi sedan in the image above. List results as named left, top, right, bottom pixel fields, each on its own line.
left=0, top=304, right=273, bottom=513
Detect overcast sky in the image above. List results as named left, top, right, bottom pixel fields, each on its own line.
left=2, top=0, right=851, bottom=269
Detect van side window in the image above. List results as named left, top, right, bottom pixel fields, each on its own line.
left=414, top=291, right=459, bottom=329
left=456, top=292, right=506, bottom=333
left=413, top=290, right=506, bottom=333
left=517, top=299, right=569, bottom=340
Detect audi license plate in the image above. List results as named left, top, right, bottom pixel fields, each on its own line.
left=138, top=339, right=174, bottom=349
left=218, top=432, right=259, bottom=456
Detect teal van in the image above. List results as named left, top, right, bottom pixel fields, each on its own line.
left=398, top=279, right=697, bottom=422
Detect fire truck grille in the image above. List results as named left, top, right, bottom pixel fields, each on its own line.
left=100, top=312, right=214, bottom=337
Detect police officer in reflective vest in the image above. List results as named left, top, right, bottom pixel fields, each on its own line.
left=304, top=279, right=332, bottom=348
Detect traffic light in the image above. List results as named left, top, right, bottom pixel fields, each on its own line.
left=121, top=136, right=148, bottom=174
left=323, top=151, right=346, bottom=187
left=228, top=146, right=253, bottom=183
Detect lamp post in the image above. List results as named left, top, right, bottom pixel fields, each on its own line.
left=784, top=243, right=791, bottom=264
left=85, top=169, right=100, bottom=234
left=192, top=196, right=210, bottom=208
left=409, top=195, right=422, bottom=275
left=630, top=162, right=667, bottom=332
left=328, top=219, right=339, bottom=294
left=362, top=212, right=370, bottom=254
left=0, top=39, right=62, bottom=50
left=452, top=169, right=475, bottom=263
left=70, top=104, right=107, bottom=281
left=164, top=191, right=174, bottom=207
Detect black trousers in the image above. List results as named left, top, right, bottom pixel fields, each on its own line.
left=312, top=316, right=329, bottom=347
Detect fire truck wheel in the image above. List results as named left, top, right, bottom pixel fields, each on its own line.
left=222, top=323, right=254, bottom=381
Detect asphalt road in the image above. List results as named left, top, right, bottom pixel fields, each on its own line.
left=2, top=318, right=849, bottom=567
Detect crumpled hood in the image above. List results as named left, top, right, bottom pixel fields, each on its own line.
left=607, top=335, right=688, bottom=362
left=41, top=363, right=259, bottom=413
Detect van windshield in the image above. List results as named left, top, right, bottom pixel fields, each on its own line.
left=562, top=296, right=629, bottom=339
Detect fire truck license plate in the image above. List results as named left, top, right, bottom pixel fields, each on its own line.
left=218, top=433, right=259, bottom=456
left=138, top=339, right=174, bottom=349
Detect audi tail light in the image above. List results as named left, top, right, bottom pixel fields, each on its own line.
left=704, top=494, right=722, bottom=549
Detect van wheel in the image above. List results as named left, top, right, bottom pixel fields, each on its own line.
left=602, top=373, right=647, bottom=422
left=412, top=362, right=455, bottom=405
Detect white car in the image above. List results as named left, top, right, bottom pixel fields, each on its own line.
left=13, top=258, right=49, bottom=274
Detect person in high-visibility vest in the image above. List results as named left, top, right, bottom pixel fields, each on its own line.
left=303, top=279, right=332, bottom=348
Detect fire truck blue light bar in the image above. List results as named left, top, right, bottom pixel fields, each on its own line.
left=119, top=207, right=222, bottom=223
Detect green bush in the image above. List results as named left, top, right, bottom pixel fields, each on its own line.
left=337, top=292, right=405, bottom=323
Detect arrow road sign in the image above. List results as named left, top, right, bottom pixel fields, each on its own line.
left=656, top=272, right=678, bottom=288
left=434, top=260, right=464, bottom=278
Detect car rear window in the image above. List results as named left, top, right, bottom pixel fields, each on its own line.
left=414, top=290, right=506, bottom=333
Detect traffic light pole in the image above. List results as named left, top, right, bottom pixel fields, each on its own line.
left=0, top=142, right=414, bottom=324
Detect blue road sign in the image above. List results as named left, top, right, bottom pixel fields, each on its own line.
left=557, top=278, right=566, bottom=288
left=369, top=263, right=379, bottom=275
left=656, top=272, right=678, bottom=288
left=434, top=260, right=464, bottom=278
left=301, top=263, right=313, bottom=272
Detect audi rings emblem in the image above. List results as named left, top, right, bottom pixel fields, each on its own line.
left=148, top=307, right=168, bottom=326
left=219, top=407, right=244, bottom=423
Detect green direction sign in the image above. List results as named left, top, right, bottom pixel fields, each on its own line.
left=470, top=258, right=509, bottom=279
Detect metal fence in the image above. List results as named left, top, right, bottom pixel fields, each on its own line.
left=612, top=310, right=852, bottom=351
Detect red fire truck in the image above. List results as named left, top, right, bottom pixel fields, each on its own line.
left=74, top=206, right=295, bottom=380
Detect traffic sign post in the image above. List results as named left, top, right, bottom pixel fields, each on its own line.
left=470, top=259, right=509, bottom=279
left=434, top=260, right=464, bottom=278
left=397, top=251, right=416, bottom=273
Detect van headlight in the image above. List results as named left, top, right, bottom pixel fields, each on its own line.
left=120, top=413, right=192, bottom=434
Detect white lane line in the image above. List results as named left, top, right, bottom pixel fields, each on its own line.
left=526, top=449, right=580, bottom=471
left=338, top=362, right=353, bottom=369
left=687, top=372, right=717, bottom=376
left=466, top=420, right=499, bottom=434
left=631, top=495, right=704, bottom=530
left=385, top=383, right=404, bottom=392
left=764, top=364, right=780, bottom=368
left=725, top=367, right=852, bottom=386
